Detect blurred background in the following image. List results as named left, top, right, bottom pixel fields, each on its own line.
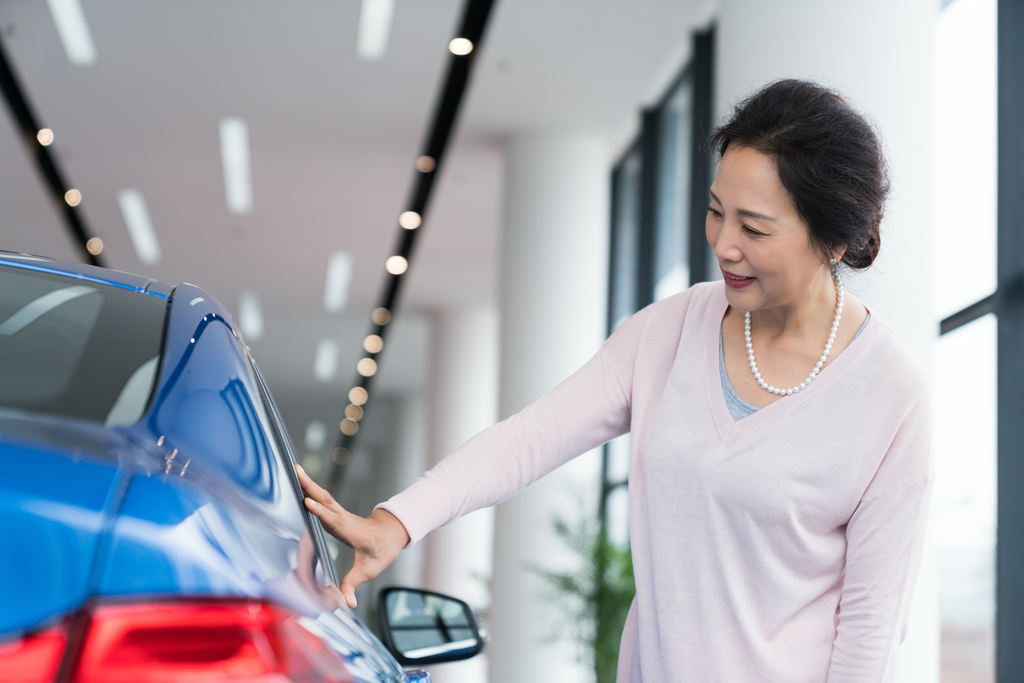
left=0, top=0, right=1012, bottom=681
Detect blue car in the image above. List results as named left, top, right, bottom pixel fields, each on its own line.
left=0, top=252, right=482, bottom=683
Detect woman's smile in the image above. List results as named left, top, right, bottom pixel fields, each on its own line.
left=721, top=268, right=756, bottom=289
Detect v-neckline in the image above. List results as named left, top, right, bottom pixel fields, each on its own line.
left=703, top=285, right=880, bottom=441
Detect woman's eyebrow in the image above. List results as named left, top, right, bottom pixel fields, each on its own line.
left=707, top=190, right=776, bottom=221
left=738, top=209, right=777, bottom=222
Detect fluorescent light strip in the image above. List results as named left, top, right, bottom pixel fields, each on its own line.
left=46, top=0, right=98, bottom=66
left=314, top=339, right=340, bottom=382
left=118, top=190, right=162, bottom=265
left=238, top=290, right=264, bottom=341
left=323, top=251, right=353, bottom=312
left=305, top=421, right=327, bottom=451
left=356, top=0, right=396, bottom=61
left=219, top=118, right=253, bottom=215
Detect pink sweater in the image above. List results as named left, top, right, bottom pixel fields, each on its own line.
left=378, top=282, right=932, bottom=682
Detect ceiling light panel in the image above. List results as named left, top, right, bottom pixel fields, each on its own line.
left=118, top=190, right=162, bottom=265
left=46, top=0, right=98, bottom=66
left=305, top=421, right=327, bottom=451
left=356, top=0, right=396, bottom=61
left=323, top=251, right=353, bottom=312
left=314, top=339, right=340, bottom=382
left=219, top=118, right=253, bottom=215
left=238, top=290, right=264, bottom=341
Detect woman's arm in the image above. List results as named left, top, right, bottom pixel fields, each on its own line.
left=826, top=392, right=933, bottom=682
left=376, top=299, right=656, bottom=545
left=298, top=294, right=674, bottom=607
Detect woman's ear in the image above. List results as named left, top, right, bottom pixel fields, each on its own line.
left=831, top=245, right=848, bottom=264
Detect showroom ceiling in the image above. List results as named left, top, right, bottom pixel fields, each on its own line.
left=0, top=0, right=709, bottom=444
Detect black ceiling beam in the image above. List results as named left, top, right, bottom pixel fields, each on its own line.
left=0, top=33, right=103, bottom=267
left=327, top=0, right=497, bottom=492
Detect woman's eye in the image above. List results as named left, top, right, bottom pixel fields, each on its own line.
left=706, top=205, right=722, bottom=218
left=743, top=225, right=765, bottom=236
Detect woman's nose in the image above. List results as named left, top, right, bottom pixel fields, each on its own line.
left=714, top=223, right=743, bottom=263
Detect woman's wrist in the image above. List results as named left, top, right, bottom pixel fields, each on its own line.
left=369, top=507, right=411, bottom=551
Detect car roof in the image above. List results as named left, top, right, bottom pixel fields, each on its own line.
left=0, top=251, right=174, bottom=299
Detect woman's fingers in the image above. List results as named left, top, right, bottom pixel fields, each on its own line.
left=293, top=465, right=408, bottom=610
left=304, top=496, right=359, bottom=549
left=339, top=559, right=373, bottom=609
left=339, top=551, right=394, bottom=609
left=296, top=464, right=337, bottom=509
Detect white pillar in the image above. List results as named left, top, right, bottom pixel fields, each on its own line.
left=388, top=394, right=429, bottom=588
left=488, top=133, right=609, bottom=683
left=423, top=307, right=500, bottom=683
left=715, top=2, right=938, bottom=680
left=366, top=394, right=429, bottom=597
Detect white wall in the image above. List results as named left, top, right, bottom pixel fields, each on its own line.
left=715, top=1, right=939, bottom=680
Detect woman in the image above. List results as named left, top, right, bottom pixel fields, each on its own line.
left=297, top=79, right=931, bottom=681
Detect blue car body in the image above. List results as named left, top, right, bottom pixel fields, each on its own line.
left=0, top=253, right=410, bottom=682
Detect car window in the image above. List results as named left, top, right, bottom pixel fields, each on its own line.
left=247, top=353, right=339, bottom=588
left=0, top=265, right=166, bottom=423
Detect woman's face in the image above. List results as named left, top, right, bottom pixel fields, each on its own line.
left=706, top=145, right=833, bottom=313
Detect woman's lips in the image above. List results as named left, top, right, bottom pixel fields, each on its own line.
left=721, top=268, right=756, bottom=289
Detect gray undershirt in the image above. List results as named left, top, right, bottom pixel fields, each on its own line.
left=720, top=314, right=871, bottom=421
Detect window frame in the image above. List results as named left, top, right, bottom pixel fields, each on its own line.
left=601, top=25, right=715, bottom=527
left=995, top=0, right=1024, bottom=674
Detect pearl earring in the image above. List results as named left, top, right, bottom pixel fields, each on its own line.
left=829, top=258, right=837, bottom=266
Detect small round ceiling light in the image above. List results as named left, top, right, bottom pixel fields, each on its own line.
left=340, top=418, right=359, bottom=436
left=331, top=447, right=350, bottom=465
left=85, top=237, right=103, bottom=255
left=344, top=404, right=364, bottom=421
left=363, top=334, right=383, bottom=354
left=385, top=255, right=408, bottom=275
left=356, top=357, right=378, bottom=377
left=399, top=211, right=422, bottom=230
left=449, top=38, right=473, bottom=55
left=415, top=156, right=436, bottom=173
left=349, top=386, right=368, bottom=405
left=37, top=128, right=54, bottom=146
left=65, top=188, right=82, bottom=206
left=371, top=308, right=391, bottom=326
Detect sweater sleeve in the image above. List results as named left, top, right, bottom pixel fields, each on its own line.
left=374, top=299, right=658, bottom=547
left=826, top=384, right=933, bottom=682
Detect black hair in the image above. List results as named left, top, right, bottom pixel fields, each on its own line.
left=709, top=79, right=890, bottom=269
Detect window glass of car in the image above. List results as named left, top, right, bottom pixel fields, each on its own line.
left=0, top=265, right=166, bottom=424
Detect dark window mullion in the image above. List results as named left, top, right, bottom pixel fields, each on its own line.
left=637, top=109, right=660, bottom=310
left=996, top=0, right=1024, bottom=676
left=688, top=26, right=715, bottom=286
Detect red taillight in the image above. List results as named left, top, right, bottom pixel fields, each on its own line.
left=71, top=601, right=351, bottom=683
left=0, top=625, right=67, bottom=683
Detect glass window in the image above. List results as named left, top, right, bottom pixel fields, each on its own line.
left=0, top=264, right=166, bottom=424
left=934, top=315, right=996, bottom=682
left=933, top=0, right=997, bottom=320
left=654, top=73, right=694, bottom=301
left=609, top=147, right=643, bottom=331
left=933, top=0, right=997, bottom=679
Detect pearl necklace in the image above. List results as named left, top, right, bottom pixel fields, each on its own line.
left=744, top=272, right=843, bottom=396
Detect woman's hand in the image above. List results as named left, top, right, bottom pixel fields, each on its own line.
left=295, top=464, right=410, bottom=609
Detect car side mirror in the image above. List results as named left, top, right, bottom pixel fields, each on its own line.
left=377, top=587, right=484, bottom=666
